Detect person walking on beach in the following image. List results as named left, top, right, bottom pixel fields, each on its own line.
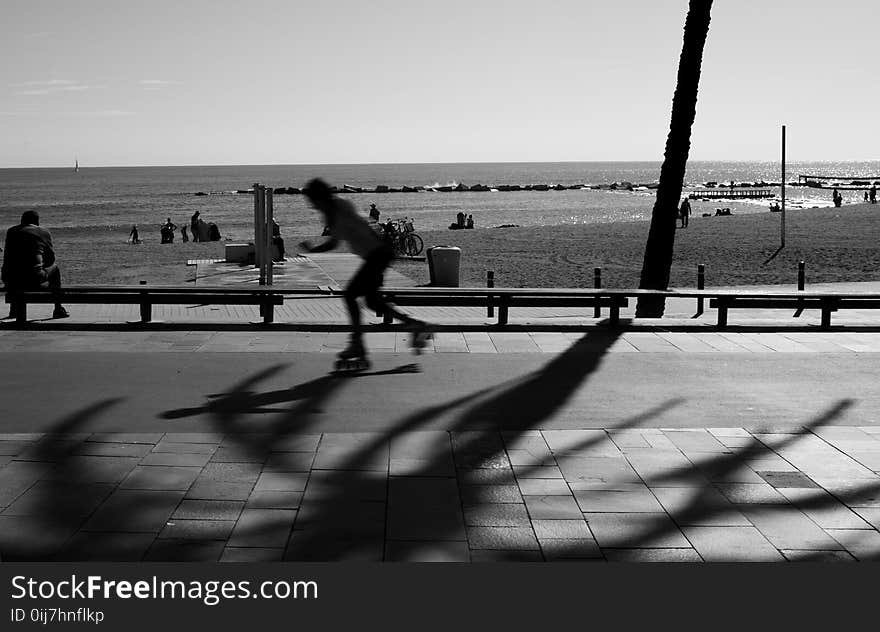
left=181, top=225, right=189, bottom=242
left=832, top=188, right=842, bottom=208
left=300, top=178, right=432, bottom=366
left=870, top=185, right=877, bottom=204
left=679, top=198, right=691, bottom=228
left=129, top=224, right=141, bottom=244
left=2, top=210, right=69, bottom=319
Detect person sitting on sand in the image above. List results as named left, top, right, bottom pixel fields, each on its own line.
left=2, top=210, right=69, bottom=319
left=368, top=203, right=380, bottom=223
left=466, top=214, right=474, bottom=229
left=190, top=211, right=201, bottom=242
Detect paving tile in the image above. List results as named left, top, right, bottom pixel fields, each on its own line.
left=757, top=471, right=820, bottom=489
left=574, top=488, right=664, bottom=513
left=852, top=507, right=880, bottom=529
left=284, top=535, right=384, bottom=561
left=781, top=550, right=856, bottom=562
left=254, top=472, right=309, bottom=492
left=652, top=487, right=752, bottom=527
left=172, top=500, right=245, bottom=521
left=164, top=433, right=224, bottom=444
left=0, top=515, right=77, bottom=560
left=460, top=484, right=522, bottom=505
left=464, top=504, right=530, bottom=527
left=469, top=549, right=543, bottom=562
left=74, top=442, right=153, bottom=458
left=140, top=452, right=212, bottom=467
left=159, top=519, right=235, bottom=540
left=58, top=532, right=156, bottom=561
left=185, top=478, right=254, bottom=501
left=390, top=457, right=456, bottom=477
left=303, top=471, right=387, bottom=502
left=120, top=466, right=201, bottom=491
left=776, top=488, right=871, bottom=529
left=740, top=505, right=843, bottom=550
left=200, top=462, right=261, bottom=483
left=385, top=540, right=471, bottom=562
left=294, top=502, right=386, bottom=538
left=220, top=547, right=284, bottom=562
left=47, top=456, right=140, bottom=484
left=524, top=495, right=582, bottom=519
left=2, top=481, right=114, bottom=519
left=603, top=548, right=703, bottom=562
left=228, top=509, right=297, bottom=548
left=516, top=478, right=571, bottom=496
left=144, top=540, right=225, bottom=561
left=540, top=538, right=603, bottom=560
left=246, top=491, right=303, bottom=510
left=663, top=429, right=728, bottom=453
left=583, top=513, right=691, bottom=549
left=388, top=478, right=465, bottom=540
left=466, top=527, right=539, bottom=550
left=264, top=452, right=316, bottom=472
left=557, top=456, right=641, bottom=485
left=513, top=466, right=564, bottom=479
left=826, top=529, right=880, bottom=561
left=82, top=490, right=185, bottom=533
left=543, top=430, right=619, bottom=457
left=716, top=483, right=789, bottom=505
left=268, top=433, right=322, bottom=453
left=682, top=526, right=784, bottom=561
left=210, top=446, right=268, bottom=464
left=457, top=469, right=517, bottom=485
left=152, top=441, right=218, bottom=454
left=532, top=519, right=592, bottom=540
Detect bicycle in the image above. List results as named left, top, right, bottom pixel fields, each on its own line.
left=380, top=218, right=424, bottom=257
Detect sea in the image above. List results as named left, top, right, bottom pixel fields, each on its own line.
left=1, top=161, right=878, bottom=242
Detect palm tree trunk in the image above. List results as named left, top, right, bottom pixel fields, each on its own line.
left=636, top=0, right=714, bottom=318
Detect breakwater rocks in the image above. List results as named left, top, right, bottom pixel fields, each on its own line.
left=194, top=181, right=663, bottom=196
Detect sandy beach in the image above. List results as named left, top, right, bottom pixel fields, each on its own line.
left=45, top=201, right=880, bottom=290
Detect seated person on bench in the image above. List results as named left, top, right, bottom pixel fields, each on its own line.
left=2, top=210, right=69, bottom=319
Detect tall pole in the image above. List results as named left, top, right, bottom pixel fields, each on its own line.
left=781, top=125, right=786, bottom=248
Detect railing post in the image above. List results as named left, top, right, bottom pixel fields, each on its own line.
left=697, top=263, right=705, bottom=314
left=798, top=261, right=805, bottom=291
left=593, top=267, right=602, bottom=318
left=487, top=270, right=494, bottom=318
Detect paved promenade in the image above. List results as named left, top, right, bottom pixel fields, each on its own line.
left=2, top=256, right=880, bottom=562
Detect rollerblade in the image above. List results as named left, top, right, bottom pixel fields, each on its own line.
left=334, top=340, right=371, bottom=372
left=408, top=322, right=434, bottom=355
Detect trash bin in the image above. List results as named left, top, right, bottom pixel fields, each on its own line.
left=427, top=246, right=461, bottom=287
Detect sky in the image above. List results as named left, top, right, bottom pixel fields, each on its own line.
left=1, top=0, right=878, bottom=167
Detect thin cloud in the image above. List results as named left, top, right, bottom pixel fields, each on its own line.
left=139, top=79, right=181, bottom=89
left=11, top=79, right=89, bottom=96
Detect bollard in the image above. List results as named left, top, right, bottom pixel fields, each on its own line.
left=593, top=267, right=602, bottom=318
left=798, top=261, right=805, bottom=291
left=697, top=263, right=705, bottom=314
left=139, top=280, right=151, bottom=323
left=487, top=270, right=495, bottom=318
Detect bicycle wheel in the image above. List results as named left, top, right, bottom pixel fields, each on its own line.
left=404, top=234, right=423, bottom=257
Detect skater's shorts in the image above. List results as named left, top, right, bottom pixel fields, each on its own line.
left=346, top=244, right=394, bottom=298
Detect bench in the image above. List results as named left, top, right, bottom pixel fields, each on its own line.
left=709, top=292, right=880, bottom=328
left=3, top=285, right=287, bottom=325
left=371, top=287, right=630, bottom=325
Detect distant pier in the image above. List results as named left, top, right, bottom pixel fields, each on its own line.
left=690, top=188, right=775, bottom=200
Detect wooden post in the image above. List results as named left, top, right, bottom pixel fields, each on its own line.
left=697, top=263, right=705, bottom=314
left=139, top=280, right=151, bottom=323
left=781, top=125, right=786, bottom=248
left=257, top=186, right=266, bottom=285
left=265, top=188, right=274, bottom=286
left=253, top=183, right=261, bottom=270
left=593, top=267, right=602, bottom=318
left=487, top=270, right=494, bottom=318
left=798, top=261, right=805, bottom=291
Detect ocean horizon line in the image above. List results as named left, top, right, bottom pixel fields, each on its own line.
left=3, top=157, right=880, bottom=171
